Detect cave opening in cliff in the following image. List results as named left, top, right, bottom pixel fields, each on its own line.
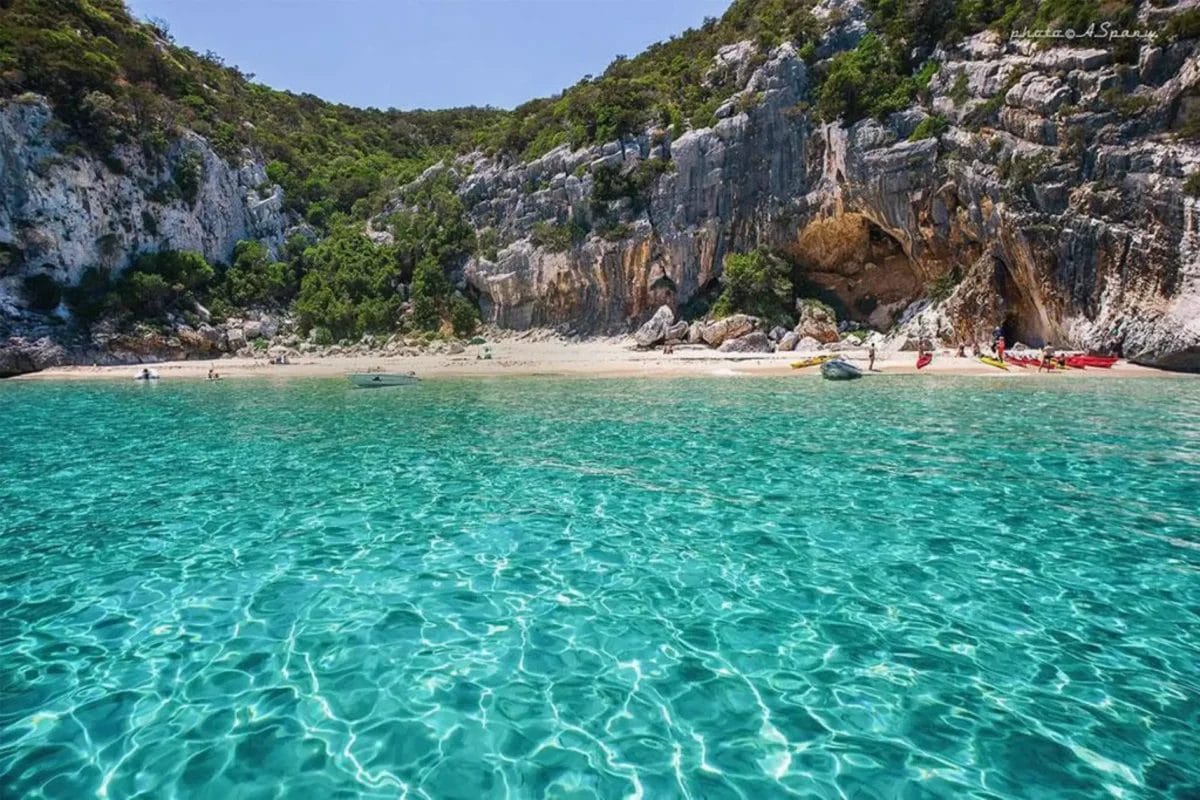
left=787, top=214, right=923, bottom=330
left=994, top=259, right=1049, bottom=348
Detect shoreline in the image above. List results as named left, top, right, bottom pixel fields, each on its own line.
left=10, top=340, right=1179, bottom=382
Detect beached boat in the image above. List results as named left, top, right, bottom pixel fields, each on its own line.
left=348, top=372, right=419, bottom=388
left=916, top=353, right=932, bottom=369
left=978, top=356, right=1008, bottom=370
left=791, top=355, right=834, bottom=369
left=1067, top=354, right=1117, bottom=369
left=820, top=359, right=862, bottom=380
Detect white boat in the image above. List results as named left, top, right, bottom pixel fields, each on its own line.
left=348, top=372, right=419, bottom=388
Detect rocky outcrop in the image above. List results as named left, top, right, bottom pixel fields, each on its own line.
left=0, top=336, right=67, bottom=377
left=0, top=96, right=291, bottom=375
left=633, top=304, right=674, bottom=347
left=718, top=331, right=772, bottom=352
left=794, top=301, right=839, bottom=344
left=699, top=314, right=759, bottom=347
left=0, top=95, right=288, bottom=361
left=0, top=98, right=287, bottom=283
left=447, top=17, right=1199, bottom=370
left=776, top=331, right=800, bottom=351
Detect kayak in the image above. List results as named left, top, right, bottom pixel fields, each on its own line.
left=916, top=353, right=932, bottom=369
left=978, top=356, right=1008, bottom=371
left=791, top=355, right=834, bottom=369
left=1004, top=355, right=1027, bottom=368
left=1067, top=354, right=1116, bottom=368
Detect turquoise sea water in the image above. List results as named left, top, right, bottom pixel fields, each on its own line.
left=1, top=375, right=1198, bottom=799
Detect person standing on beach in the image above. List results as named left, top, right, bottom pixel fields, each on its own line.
left=1040, top=343, right=1054, bottom=372
left=996, top=335, right=1006, bottom=364
left=868, top=343, right=876, bottom=371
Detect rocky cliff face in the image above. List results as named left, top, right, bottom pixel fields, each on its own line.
left=3, top=3, right=1198, bottom=375
left=0, top=95, right=287, bottom=373
left=453, top=19, right=1200, bottom=369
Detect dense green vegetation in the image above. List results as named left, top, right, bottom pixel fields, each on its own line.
left=711, top=248, right=793, bottom=324
left=64, top=250, right=214, bottom=324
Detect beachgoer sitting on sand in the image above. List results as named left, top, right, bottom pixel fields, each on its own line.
left=208, top=367, right=214, bottom=380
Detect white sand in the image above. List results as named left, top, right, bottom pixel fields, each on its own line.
left=16, top=340, right=1169, bottom=381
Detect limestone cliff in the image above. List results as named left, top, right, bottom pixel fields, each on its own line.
left=453, top=23, right=1200, bottom=369
left=3, top=1, right=1199, bottom=374
left=0, top=96, right=287, bottom=372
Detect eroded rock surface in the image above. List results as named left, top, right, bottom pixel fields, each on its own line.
left=451, top=24, right=1200, bottom=370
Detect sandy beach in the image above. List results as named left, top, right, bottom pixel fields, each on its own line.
left=14, top=338, right=1173, bottom=381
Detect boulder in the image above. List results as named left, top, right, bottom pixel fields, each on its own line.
left=243, top=320, right=264, bottom=340
left=665, top=321, right=688, bottom=341
left=197, top=323, right=223, bottom=346
left=700, top=314, right=758, bottom=347
left=718, top=331, right=772, bottom=352
left=225, top=327, right=246, bottom=350
left=634, top=304, right=675, bottom=347
left=686, top=322, right=704, bottom=344
left=768, top=325, right=788, bottom=342
left=794, top=302, right=839, bottom=344
left=0, top=336, right=68, bottom=377
left=795, top=336, right=823, bottom=351
left=776, top=331, right=800, bottom=351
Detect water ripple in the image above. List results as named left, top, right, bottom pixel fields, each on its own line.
left=0, top=376, right=1198, bottom=798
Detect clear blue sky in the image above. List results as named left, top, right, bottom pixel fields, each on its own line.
left=126, top=0, right=731, bottom=111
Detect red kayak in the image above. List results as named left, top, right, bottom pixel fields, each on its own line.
left=917, top=353, right=932, bottom=369
left=1067, top=354, right=1117, bottom=369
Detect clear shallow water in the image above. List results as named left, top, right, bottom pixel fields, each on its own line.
left=1, top=375, right=1198, bottom=800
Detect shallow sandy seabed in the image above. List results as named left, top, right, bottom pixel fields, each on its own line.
left=15, top=340, right=1177, bottom=381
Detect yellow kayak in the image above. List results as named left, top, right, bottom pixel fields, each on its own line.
left=791, top=355, right=835, bottom=369
left=978, top=355, right=1008, bottom=370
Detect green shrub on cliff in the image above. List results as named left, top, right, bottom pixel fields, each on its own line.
left=294, top=228, right=401, bottom=339
left=63, top=250, right=215, bottom=323
left=1184, top=172, right=1200, bottom=198
left=815, top=35, right=920, bottom=123
left=449, top=295, right=480, bottom=337
left=909, top=114, right=948, bottom=141
left=222, top=241, right=295, bottom=308
left=712, top=248, right=793, bottom=324
left=1159, top=8, right=1200, bottom=43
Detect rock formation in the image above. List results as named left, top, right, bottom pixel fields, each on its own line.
left=452, top=19, right=1199, bottom=370
left=0, top=96, right=288, bottom=373
left=1, top=2, right=1198, bottom=373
